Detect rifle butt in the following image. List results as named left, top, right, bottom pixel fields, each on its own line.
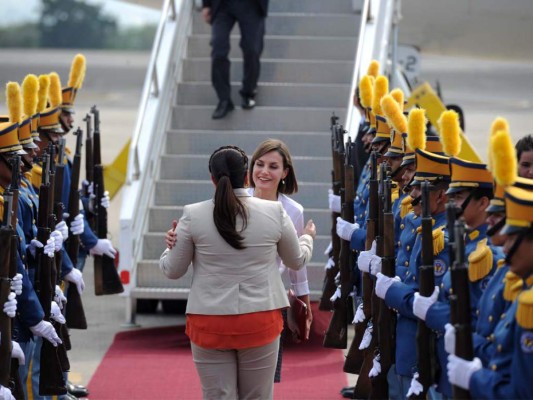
left=60, top=323, right=72, bottom=351
left=94, top=255, right=124, bottom=296
left=353, top=350, right=373, bottom=399
left=0, top=280, right=12, bottom=387
left=65, top=284, right=88, bottom=329
left=323, top=307, right=348, bottom=349
left=39, top=341, right=67, bottom=396
left=369, top=366, right=389, bottom=400
left=343, top=325, right=365, bottom=374
left=9, top=359, right=24, bottom=400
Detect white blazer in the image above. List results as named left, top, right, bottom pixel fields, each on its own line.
left=159, top=188, right=313, bottom=315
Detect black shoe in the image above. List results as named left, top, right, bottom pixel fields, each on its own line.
left=67, top=380, right=90, bottom=397
left=241, top=95, right=256, bottom=110
left=341, top=387, right=355, bottom=399
left=212, top=100, right=234, bottom=119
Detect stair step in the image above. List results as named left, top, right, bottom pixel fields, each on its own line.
left=269, top=0, right=355, bottom=13
left=149, top=206, right=332, bottom=234
left=154, top=179, right=331, bottom=209
left=182, top=58, right=353, bottom=84
left=143, top=233, right=331, bottom=263
left=165, top=129, right=332, bottom=157
left=159, top=154, right=330, bottom=181
left=192, top=12, right=359, bottom=37
left=176, top=82, right=350, bottom=107
left=171, top=106, right=345, bottom=131
left=187, top=35, right=357, bottom=61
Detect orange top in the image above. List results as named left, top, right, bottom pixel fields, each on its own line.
left=186, top=309, right=284, bottom=349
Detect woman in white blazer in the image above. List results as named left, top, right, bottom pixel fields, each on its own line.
left=160, top=145, right=315, bottom=400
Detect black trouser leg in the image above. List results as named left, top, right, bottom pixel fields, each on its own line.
left=211, top=7, right=236, bottom=102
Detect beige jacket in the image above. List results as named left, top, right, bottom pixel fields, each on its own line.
left=159, top=189, right=313, bottom=315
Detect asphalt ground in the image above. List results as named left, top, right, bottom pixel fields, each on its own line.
left=0, top=45, right=532, bottom=387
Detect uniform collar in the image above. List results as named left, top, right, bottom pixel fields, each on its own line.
left=466, top=224, right=488, bottom=244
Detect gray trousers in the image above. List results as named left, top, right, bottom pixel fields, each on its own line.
left=191, top=336, right=280, bottom=400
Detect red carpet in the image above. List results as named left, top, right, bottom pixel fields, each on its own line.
left=88, top=303, right=347, bottom=399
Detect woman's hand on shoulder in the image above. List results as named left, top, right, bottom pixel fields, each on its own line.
left=304, top=220, right=316, bottom=239
left=165, top=220, right=178, bottom=249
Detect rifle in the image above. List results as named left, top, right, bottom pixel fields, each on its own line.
left=352, top=151, right=379, bottom=399
left=319, top=114, right=342, bottom=311
left=35, top=153, right=67, bottom=396
left=82, top=113, right=94, bottom=229
left=411, top=180, right=436, bottom=399
left=373, top=169, right=396, bottom=397
left=6, top=156, right=25, bottom=399
left=91, top=106, right=124, bottom=295
left=324, top=134, right=355, bottom=349
left=0, top=193, right=14, bottom=388
left=65, top=128, right=88, bottom=329
left=451, top=221, right=473, bottom=399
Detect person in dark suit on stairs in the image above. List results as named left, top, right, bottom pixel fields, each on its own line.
left=201, top=0, right=269, bottom=119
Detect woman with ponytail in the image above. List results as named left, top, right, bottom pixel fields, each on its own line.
left=160, top=145, right=315, bottom=400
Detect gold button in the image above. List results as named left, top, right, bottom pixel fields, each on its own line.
left=22, top=255, right=25, bottom=260
left=476, top=309, right=480, bottom=316
left=411, top=229, right=415, bottom=233
left=489, top=315, right=493, bottom=322
left=491, top=364, right=497, bottom=371
left=33, top=219, right=36, bottom=224
left=405, top=261, right=409, bottom=266
left=406, top=245, right=410, bottom=251
left=397, top=241, right=401, bottom=247
left=406, top=271, right=410, bottom=276
left=497, top=344, right=502, bottom=353
left=19, top=237, right=22, bottom=242
left=400, top=224, right=405, bottom=229
left=412, top=276, right=416, bottom=281
left=491, top=294, right=496, bottom=300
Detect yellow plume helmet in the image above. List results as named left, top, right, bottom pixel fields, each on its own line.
left=49, top=72, right=62, bottom=108
left=68, top=53, right=86, bottom=89
left=491, top=129, right=517, bottom=187
left=22, top=74, right=39, bottom=118
left=372, top=75, right=389, bottom=117
left=438, top=110, right=462, bottom=157
left=37, top=75, right=50, bottom=113
left=367, top=60, right=380, bottom=78
left=390, top=88, right=404, bottom=112
left=488, top=117, right=510, bottom=171
left=381, top=94, right=407, bottom=133
left=407, top=108, right=427, bottom=151
left=359, top=75, right=374, bottom=109
left=6, top=82, right=22, bottom=124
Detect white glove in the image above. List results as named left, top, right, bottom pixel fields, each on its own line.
left=11, top=341, right=25, bottom=365
left=359, top=323, right=373, bottom=350
left=10, top=273, right=22, bottom=296
left=447, top=354, right=482, bottom=390
left=55, top=220, right=69, bottom=242
left=43, top=238, right=55, bottom=258
left=353, top=303, right=366, bottom=324
left=444, top=323, right=456, bottom=355
left=324, top=257, right=335, bottom=270
left=329, top=287, right=341, bottom=302
left=413, top=286, right=439, bottom=321
left=89, top=238, right=117, bottom=259
left=406, top=372, right=423, bottom=397
left=50, top=301, right=66, bottom=324
left=29, top=320, right=62, bottom=347
left=0, top=385, right=15, bottom=400
left=70, top=213, right=85, bottom=235
left=101, top=191, right=110, bottom=209
left=368, top=354, right=382, bottom=378
left=54, top=285, right=67, bottom=310
left=369, top=255, right=382, bottom=276
left=28, top=239, right=43, bottom=258
left=324, top=242, right=333, bottom=256
left=336, top=216, right=359, bottom=241
left=3, top=292, right=17, bottom=318
left=375, top=273, right=400, bottom=299
left=64, top=268, right=85, bottom=295
left=358, top=240, right=378, bottom=273
left=50, top=230, right=64, bottom=252
left=328, top=189, right=341, bottom=213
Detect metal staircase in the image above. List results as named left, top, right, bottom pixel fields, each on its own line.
left=120, top=0, right=363, bottom=323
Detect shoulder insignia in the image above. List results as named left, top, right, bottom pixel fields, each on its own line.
left=497, top=259, right=506, bottom=269
left=468, top=230, right=480, bottom=241
left=391, top=185, right=400, bottom=202
left=65, top=146, right=73, bottom=157
left=400, top=195, right=413, bottom=219
left=503, top=271, right=522, bottom=302
left=517, top=288, right=533, bottom=330
left=468, top=239, right=493, bottom=282
left=31, top=165, right=43, bottom=189
left=432, top=225, right=445, bottom=255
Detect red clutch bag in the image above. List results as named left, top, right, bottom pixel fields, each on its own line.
left=287, top=289, right=308, bottom=341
